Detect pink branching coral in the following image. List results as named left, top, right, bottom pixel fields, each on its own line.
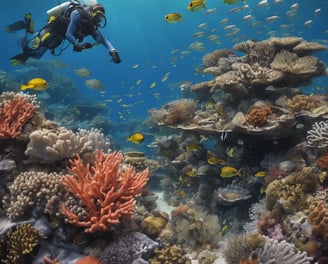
left=62, top=150, right=149, bottom=233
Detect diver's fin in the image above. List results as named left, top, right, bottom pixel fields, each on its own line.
left=5, top=13, right=34, bottom=33
left=5, top=20, right=26, bottom=33
left=10, top=53, right=29, bottom=67
left=24, top=13, right=34, bottom=33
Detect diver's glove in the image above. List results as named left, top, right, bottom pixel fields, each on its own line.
left=73, top=42, right=92, bottom=52
left=109, top=49, right=121, bottom=64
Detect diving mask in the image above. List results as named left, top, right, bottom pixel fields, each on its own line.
left=92, top=10, right=107, bottom=28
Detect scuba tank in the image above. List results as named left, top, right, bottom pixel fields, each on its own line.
left=46, top=1, right=71, bottom=17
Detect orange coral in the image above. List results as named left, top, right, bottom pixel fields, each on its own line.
left=0, top=97, right=35, bottom=139
left=62, top=150, right=149, bottom=233
left=246, top=106, right=272, bottom=127
left=308, top=201, right=328, bottom=241
left=76, top=256, right=104, bottom=264
left=316, top=152, right=328, bottom=168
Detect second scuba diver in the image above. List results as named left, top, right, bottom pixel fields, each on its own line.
left=7, top=1, right=121, bottom=66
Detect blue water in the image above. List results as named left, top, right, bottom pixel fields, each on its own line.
left=1, top=0, right=328, bottom=149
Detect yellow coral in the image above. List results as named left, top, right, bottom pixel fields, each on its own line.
left=1, top=224, right=45, bottom=263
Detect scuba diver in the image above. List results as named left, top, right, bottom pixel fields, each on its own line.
left=6, top=1, right=121, bottom=66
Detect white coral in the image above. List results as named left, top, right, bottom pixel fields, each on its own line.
left=256, top=238, right=312, bottom=264
left=306, top=120, right=328, bottom=148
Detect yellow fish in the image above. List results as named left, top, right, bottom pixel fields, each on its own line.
left=165, top=13, right=182, bottom=23
left=20, top=78, right=48, bottom=91
left=226, top=147, right=235, bottom=158
left=127, top=132, right=144, bottom=144
left=221, top=224, right=228, bottom=236
left=186, top=144, right=201, bottom=152
left=188, top=0, right=206, bottom=11
left=207, top=157, right=226, bottom=165
left=254, top=171, right=266, bottom=177
left=223, top=0, right=244, bottom=4
left=185, top=168, right=197, bottom=177
left=220, top=166, right=241, bottom=178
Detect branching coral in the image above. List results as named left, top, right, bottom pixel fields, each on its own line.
left=0, top=224, right=45, bottom=264
left=306, top=120, right=328, bottom=148
left=0, top=96, right=36, bottom=139
left=246, top=106, right=272, bottom=127
left=62, top=150, right=149, bottom=233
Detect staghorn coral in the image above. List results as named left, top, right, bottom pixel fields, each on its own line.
left=0, top=224, right=45, bottom=264
left=3, top=170, right=64, bottom=220
left=149, top=244, right=191, bottom=264
left=246, top=106, right=272, bottom=127
left=62, top=150, right=149, bottom=233
left=256, top=237, right=312, bottom=264
left=307, top=201, right=328, bottom=241
left=306, top=120, right=328, bottom=148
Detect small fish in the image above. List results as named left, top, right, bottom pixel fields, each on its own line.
left=149, top=82, right=156, bottom=89
left=220, top=166, right=241, bottom=178
left=127, top=132, right=145, bottom=144
left=220, top=132, right=229, bottom=141
left=165, top=13, right=182, bottom=23
left=254, top=171, right=266, bottom=177
left=221, top=224, right=228, bottom=236
left=185, top=168, right=197, bottom=177
left=223, top=0, right=244, bottom=4
left=258, top=0, right=268, bottom=7
left=74, top=67, right=91, bottom=78
left=314, top=8, right=321, bottom=15
left=136, top=79, right=142, bottom=85
left=304, top=20, right=312, bottom=27
left=186, top=144, right=201, bottom=152
left=177, top=190, right=187, bottom=198
left=243, top=14, right=252, bottom=21
left=226, top=146, right=235, bottom=158
left=132, top=64, right=139, bottom=69
left=224, top=24, right=236, bottom=30
left=187, top=0, right=206, bottom=12
left=192, top=31, right=205, bottom=38
left=198, top=23, right=208, bottom=29
left=290, top=3, right=299, bottom=9
left=265, top=16, right=279, bottom=23
left=84, top=78, right=104, bottom=90
left=207, top=157, right=226, bottom=165
left=20, top=78, right=48, bottom=91
left=205, top=8, right=217, bottom=14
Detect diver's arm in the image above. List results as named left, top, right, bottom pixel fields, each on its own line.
left=66, top=10, right=80, bottom=46
left=91, top=29, right=115, bottom=51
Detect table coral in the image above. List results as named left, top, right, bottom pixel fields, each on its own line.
left=62, top=150, right=149, bottom=233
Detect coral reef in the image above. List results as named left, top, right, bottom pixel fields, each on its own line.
left=307, top=201, right=328, bottom=242
left=149, top=244, right=191, bottom=264
left=0, top=95, right=36, bottom=139
left=25, top=127, right=110, bottom=163
left=0, top=224, right=45, bottom=264
left=2, top=170, right=64, bottom=219
left=62, top=150, right=149, bottom=232
left=306, top=120, right=328, bottom=148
